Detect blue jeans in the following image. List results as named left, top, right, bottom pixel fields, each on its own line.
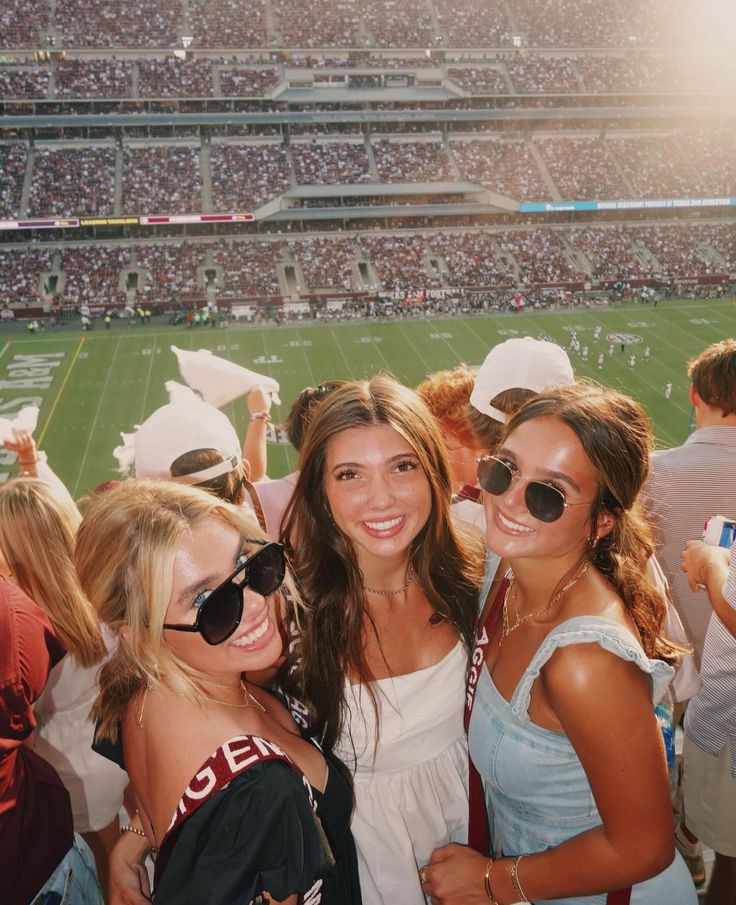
left=30, top=834, right=104, bottom=905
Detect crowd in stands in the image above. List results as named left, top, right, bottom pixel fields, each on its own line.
left=27, top=146, right=115, bottom=218
left=54, top=59, right=132, bottom=98
left=360, top=0, right=434, bottom=47
left=212, top=238, right=285, bottom=297
left=210, top=143, right=292, bottom=210
left=0, top=247, right=54, bottom=302
left=138, top=59, right=214, bottom=98
left=58, top=246, right=128, bottom=306
left=53, top=0, right=180, bottom=47
left=609, top=136, right=705, bottom=198
left=435, top=0, right=510, bottom=47
left=427, top=232, right=513, bottom=289
left=137, top=242, right=202, bottom=302
left=506, top=55, right=581, bottom=94
left=0, top=144, right=27, bottom=218
left=1, top=0, right=729, bottom=55
left=271, top=0, right=359, bottom=48
left=536, top=137, right=629, bottom=200
left=1, top=224, right=732, bottom=308
left=0, top=65, right=49, bottom=99
left=291, top=236, right=358, bottom=291
left=2, top=53, right=732, bottom=103
left=372, top=140, right=455, bottom=183
left=358, top=234, right=445, bottom=291
left=447, top=66, right=509, bottom=94
left=219, top=66, right=280, bottom=97
left=122, top=146, right=202, bottom=214
left=451, top=137, right=549, bottom=199
left=291, top=141, right=373, bottom=185
left=189, top=0, right=268, bottom=48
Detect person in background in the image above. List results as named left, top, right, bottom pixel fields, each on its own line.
left=0, top=577, right=104, bottom=905
left=416, top=366, right=483, bottom=494
left=0, top=479, right=128, bottom=900
left=281, top=375, right=484, bottom=905
left=421, top=383, right=695, bottom=905
left=645, top=339, right=736, bottom=886
left=255, top=380, right=348, bottom=539
left=75, top=481, right=361, bottom=905
left=680, top=539, right=736, bottom=905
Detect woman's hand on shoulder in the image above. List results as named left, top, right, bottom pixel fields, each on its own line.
left=420, top=844, right=488, bottom=905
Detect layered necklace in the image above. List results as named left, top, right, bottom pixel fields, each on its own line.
left=500, top=559, right=589, bottom=644
left=363, top=565, right=415, bottom=597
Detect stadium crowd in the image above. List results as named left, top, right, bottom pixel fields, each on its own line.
left=1, top=223, right=732, bottom=307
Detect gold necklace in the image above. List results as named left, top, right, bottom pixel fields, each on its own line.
left=500, top=559, right=590, bottom=644
left=363, top=565, right=414, bottom=597
left=137, top=679, right=265, bottom=728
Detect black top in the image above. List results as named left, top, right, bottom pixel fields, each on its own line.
left=154, top=756, right=361, bottom=905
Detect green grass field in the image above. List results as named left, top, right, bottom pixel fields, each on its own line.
left=1, top=296, right=733, bottom=498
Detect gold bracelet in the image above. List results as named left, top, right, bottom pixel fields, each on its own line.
left=511, top=854, right=531, bottom=903
left=483, top=858, right=501, bottom=904
left=120, top=824, right=147, bottom=838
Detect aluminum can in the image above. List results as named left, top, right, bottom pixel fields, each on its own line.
left=702, top=515, right=736, bottom=548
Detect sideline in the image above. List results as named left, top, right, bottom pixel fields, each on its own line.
left=37, top=336, right=85, bottom=446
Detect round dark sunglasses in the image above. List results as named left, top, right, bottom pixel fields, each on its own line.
left=163, top=540, right=286, bottom=646
left=477, top=455, right=593, bottom=524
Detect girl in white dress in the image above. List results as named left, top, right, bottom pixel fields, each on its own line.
left=282, top=375, right=484, bottom=905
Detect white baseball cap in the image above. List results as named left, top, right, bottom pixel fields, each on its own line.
left=469, top=337, right=575, bottom=422
left=133, top=400, right=242, bottom=484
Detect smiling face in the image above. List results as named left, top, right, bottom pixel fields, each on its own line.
left=324, top=423, right=432, bottom=572
left=163, top=516, right=283, bottom=677
left=483, top=415, right=609, bottom=564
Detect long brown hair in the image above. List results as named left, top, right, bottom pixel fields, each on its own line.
left=505, top=382, right=681, bottom=663
left=281, top=375, right=484, bottom=752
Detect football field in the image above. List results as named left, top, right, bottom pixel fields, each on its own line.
left=1, top=296, right=733, bottom=498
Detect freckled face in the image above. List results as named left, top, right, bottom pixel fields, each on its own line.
left=324, top=424, right=432, bottom=571
left=483, top=416, right=601, bottom=562
left=163, top=517, right=283, bottom=676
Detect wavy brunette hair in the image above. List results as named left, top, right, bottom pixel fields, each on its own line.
left=505, top=382, right=682, bottom=663
left=281, top=375, right=484, bottom=751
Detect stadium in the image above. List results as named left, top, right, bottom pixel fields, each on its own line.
left=1, top=0, right=734, bottom=491
left=1, top=2, right=735, bottom=903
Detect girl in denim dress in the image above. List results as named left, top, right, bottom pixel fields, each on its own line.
left=421, top=383, right=697, bottom=905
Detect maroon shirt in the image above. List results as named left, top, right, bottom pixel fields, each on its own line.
left=0, top=577, right=72, bottom=905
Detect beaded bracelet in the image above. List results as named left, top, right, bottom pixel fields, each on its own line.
left=120, top=824, right=146, bottom=838
left=483, top=858, right=501, bottom=904
left=250, top=411, right=272, bottom=422
left=511, top=854, right=531, bottom=903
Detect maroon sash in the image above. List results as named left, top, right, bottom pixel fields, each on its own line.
left=466, top=575, right=508, bottom=855
left=465, top=585, right=632, bottom=904
left=154, top=735, right=329, bottom=904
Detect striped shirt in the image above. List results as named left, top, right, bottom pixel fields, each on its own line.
left=645, top=425, right=736, bottom=663
left=684, top=541, right=736, bottom=776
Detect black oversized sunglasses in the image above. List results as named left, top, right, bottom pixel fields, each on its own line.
left=163, top=541, right=286, bottom=646
left=477, top=455, right=593, bottom=524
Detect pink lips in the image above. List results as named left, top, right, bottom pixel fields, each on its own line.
left=229, top=611, right=275, bottom=652
left=361, top=515, right=406, bottom=538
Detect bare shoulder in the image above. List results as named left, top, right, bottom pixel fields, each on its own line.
left=541, top=638, right=652, bottom=724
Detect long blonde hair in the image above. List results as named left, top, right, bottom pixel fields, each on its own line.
left=75, top=479, right=298, bottom=742
left=0, top=479, right=105, bottom=668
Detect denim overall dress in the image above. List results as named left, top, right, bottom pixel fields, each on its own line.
left=468, top=607, right=697, bottom=905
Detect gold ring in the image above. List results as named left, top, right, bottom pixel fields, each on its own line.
left=419, top=867, right=428, bottom=885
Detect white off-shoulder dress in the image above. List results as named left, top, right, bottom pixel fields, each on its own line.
left=333, top=640, right=469, bottom=905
